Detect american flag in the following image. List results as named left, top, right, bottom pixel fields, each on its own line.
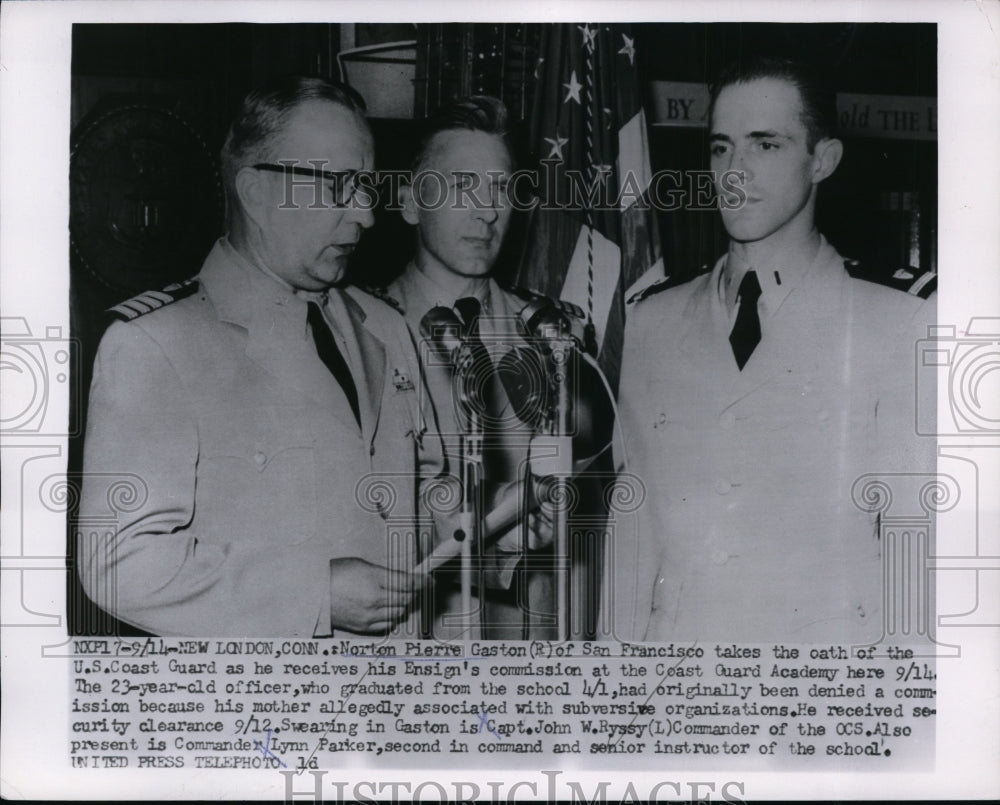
left=515, top=23, right=663, bottom=391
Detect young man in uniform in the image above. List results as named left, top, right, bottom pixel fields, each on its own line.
left=614, top=58, right=935, bottom=643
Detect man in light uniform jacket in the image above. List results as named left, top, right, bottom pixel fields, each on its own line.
left=613, top=57, right=935, bottom=643
left=78, top=77, right=446, bottom=637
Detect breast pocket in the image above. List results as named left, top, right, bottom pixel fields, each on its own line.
left=196, top=407, right=318, bottom=547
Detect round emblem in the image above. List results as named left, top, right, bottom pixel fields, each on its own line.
left=70, top=104, right=223, bottom=294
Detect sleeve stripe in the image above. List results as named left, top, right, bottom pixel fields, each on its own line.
left=120, top=299, right=153, bottom=315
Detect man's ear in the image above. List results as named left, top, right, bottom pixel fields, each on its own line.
left=235, top=166, right=269, bottom=230
left=811, top=137, right=843, bottom=184
left=399, top=182, right=419, bottom=226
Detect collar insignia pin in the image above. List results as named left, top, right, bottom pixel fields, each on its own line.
left=393, top=368, right=415, bottom=392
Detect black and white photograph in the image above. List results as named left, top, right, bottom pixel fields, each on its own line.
left=1, top=1, right=998, bottom=800
left=65, top=18, right=938, bottom=644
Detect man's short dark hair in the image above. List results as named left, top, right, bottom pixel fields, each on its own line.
left=220, top=75, right=367, bottom=212
left=709, top=56, right=837, bottom=151
left=411, top=95, right=512, bottom=172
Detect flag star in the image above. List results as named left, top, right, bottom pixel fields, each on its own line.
left=578, top=24, right=597, bottom=52
left=563, top=70, right=583, bottom=104
left=618, top=33, right=635, bottom=65
left=544, top=134, right=569, bottom=161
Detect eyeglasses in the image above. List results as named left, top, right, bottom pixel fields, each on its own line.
left=252, top=163, right=363, bottom=208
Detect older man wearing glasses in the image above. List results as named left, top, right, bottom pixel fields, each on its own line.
left=78, top=77, right=444, bottom=637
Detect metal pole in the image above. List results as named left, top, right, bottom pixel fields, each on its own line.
left=457, top=357, right=484, bottom=641
left=551, top=336, right=573, bottom=641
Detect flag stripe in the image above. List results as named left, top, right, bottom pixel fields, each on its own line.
left=517, top=22, right=662, bottom=392
left=617, top=109, right=653, bottom=210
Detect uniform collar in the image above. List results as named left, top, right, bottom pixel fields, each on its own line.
left=201, top=239, right=382, bottom=433
left=401, top=261, right=494, bottom=314
left=227, top=238, right=296, bottom=292
left=203, top=238, right=302, bottom=322
left=209, top=238, right=353, bottom=332
left=720, top=234, right=830, bottom=322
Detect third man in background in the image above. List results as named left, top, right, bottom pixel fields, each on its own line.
left=388, top=96, right=584, bottom=638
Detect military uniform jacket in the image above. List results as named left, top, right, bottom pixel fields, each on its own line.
left=387, top=268, right=557, bottom=639
left=79, top=240, right=443, bottom=637
left=613, top=237, right=935, bottom=643
left=388, top=269, right=535, bottom=481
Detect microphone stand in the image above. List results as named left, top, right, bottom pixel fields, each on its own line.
left=522, top=304, right=578, bottom=642
left=453, top=340, right=485, bottom=641
left=544, top=329, right=575, bottom=642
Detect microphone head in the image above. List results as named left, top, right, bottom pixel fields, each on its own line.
left=519, top=297, right=575, bottom=343
left=497, top=345, right=549, bottom=428
left=449, top=297, right=496, bottom=419
left=453, top=297, right=483, bottom=334
left=419, top=306, right=464, bottom=364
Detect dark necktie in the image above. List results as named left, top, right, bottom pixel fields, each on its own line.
left=453, top=297, right=496, bottom=422
left=729, top=270, right=762, bottom=371
left=306, top=300, right=361, bottom=427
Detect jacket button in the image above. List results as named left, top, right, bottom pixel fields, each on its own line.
left=253, top=451, right=266, bottom=466
left=719, top=411, right=735, bottom=430
left=714, top=478, right=732, bottom=495
left=711, top=549, right=729, bottom=565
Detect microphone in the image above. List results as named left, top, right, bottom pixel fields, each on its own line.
left=519, top=297, right=581, bottom=347
left=419, top=306, right=464, bottom=365
left=452, top=296, right=483, bottom=332
left=419, top=298, right=495, bottom=422
left=515, top=298, right=615, bottom=462
left=451, top=297, right=494, bottom=420
left=497, top=345, right=549, bottom=429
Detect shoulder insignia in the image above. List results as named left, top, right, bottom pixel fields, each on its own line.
left=626, top=267, right=706, bottom=306
left=627, top=277, right=671, bottom=305
left=502, top=284, right=585, bottom=319
left=107, top=278, right=199, bottom=321
left=355, top=285, right=405, bottom=315
left=844, top=259, right=937, bottom=299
